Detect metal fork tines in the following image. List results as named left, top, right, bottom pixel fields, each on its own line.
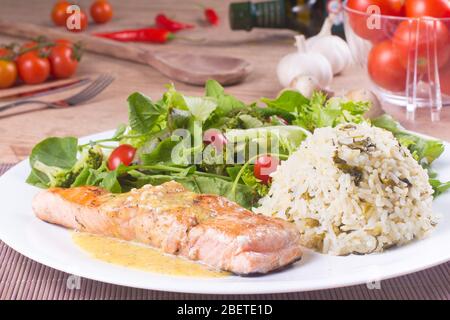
left=0, top=74, right=115, bottom=112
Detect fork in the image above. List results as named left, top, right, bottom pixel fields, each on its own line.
left=0, top=74, right=114, bottom=112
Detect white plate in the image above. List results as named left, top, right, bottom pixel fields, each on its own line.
left=1, top=130, right=449, bottom=295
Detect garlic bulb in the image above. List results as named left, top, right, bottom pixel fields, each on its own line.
left=277, top=35, right=333, bottom=88
left=289, top=75, right=320, bottom=99
left=306, top=16, right=352, bottom=75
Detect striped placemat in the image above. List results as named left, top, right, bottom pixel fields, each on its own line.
left=0, top=163, right=449, bottom=300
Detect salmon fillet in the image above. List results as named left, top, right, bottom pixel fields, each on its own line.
left=32, top=181, right=302, bottom=274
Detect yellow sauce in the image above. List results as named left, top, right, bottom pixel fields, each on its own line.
left=72, top=232, right=229, bottom=278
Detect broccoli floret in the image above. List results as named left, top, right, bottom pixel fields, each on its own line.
left=34, top=146, right=103, bottom=188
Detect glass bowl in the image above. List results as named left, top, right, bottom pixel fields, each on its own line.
left=343, top=2, right=450, bottom=121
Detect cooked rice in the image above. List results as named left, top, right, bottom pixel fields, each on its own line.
left=254, top=123, right=437, bottom=255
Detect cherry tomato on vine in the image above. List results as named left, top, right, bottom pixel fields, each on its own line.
left=405, top=0, right=450, bottom=18
left=16, top=52, right=50, bottom=85
left=107, top=144, right=137, bottom=170
left=0, top=60, right=17, bottom=89
left=347, top=0, right=405, bottom=42
left=51, top=1, right=70, bottom=26
left=368, top=40, right=407, bottom=92
left=393, top=19, right=450, bottom=73
left=49, top=41, right=79, bottom=79
left=90, top=0, right=113, bottom=24
left=254, top=155, right=280, bottom=185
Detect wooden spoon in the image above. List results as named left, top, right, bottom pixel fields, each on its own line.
left=0, top=20, right=252, bottom=86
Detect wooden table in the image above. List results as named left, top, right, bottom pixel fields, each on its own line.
left=0, top=0, right=449, bottom=163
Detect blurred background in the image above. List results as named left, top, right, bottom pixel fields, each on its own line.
left=0, top=0, right=449, bottom=163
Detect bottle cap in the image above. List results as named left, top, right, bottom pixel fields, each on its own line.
left=229, top=2, right=253, bottom=31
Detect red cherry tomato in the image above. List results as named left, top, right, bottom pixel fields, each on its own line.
left=49, top=42, right=78, bottom=79
left=347, top=0, right=405, bottom=42
left=16, top=52, right=50, bottom=85
left=405, top=0, right=450, bottom=18
left=51, top=1, right=70, bottom=26
left=439, top=63, right=450, bottom=96
left=254, top=155, right=280, bottom=185
left=90, top=0, right=113, bottom=24
left=0, top=60, right=17, bottom=89
left=393, top=19, right=450, bottom=73
left=368, top=40, right=407, bottom=92
left=107, top=144, right=137, bottom=170
left=66, top=9, right=88, bottom=32
left=203, top=129, right=228, bottom=151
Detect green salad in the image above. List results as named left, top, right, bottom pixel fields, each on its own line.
left=26, top=80, right=450, bottom=208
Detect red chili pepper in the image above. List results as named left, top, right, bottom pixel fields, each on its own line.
left=155, top=14, right=194, bottom=32
left=95, top=28, right=175, bottom=43
left=204, top=8, right=219, bottom=26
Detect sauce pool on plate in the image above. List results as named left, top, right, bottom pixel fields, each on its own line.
left=72, top=232, right=229, bottom=278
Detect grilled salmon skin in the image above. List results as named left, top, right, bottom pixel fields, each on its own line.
left=32, top=181, right=302, bottom=274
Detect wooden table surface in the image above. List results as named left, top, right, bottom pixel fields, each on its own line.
left=0, top=0, right=449, bottom=163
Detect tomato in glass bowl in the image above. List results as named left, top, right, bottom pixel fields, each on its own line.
left=344, top=0, right=450, bottom=119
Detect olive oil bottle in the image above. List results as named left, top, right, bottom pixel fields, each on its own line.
left=229, top=0, right=344, bottom=37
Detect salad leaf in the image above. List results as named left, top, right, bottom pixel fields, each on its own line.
left=429, top=179, right=450, bottom=197
left=27, top=138, right=103, bottom=188
left=27, top=137, right=78, bottom=187
left=29, top=137, right=78, bottom=169
left=112, top=124, right=127, bottom=139
left=261, top=90, right=309, bottom=113
left=183, top=96, right=217, bottom=122
left=100, top=170, right=122, bottom=193
left=162, top=84, right=188, bottom=110
left=238, top=114, right=264, bottom=129
left=140, top=136, right=181, bottom=165
left=167, top=108, right=191, bottom=131
left=293, top=92, right=369, bottom=131
left=205, top=80, right=245, bottom=116
left=127, top=92, right=166, bottom=134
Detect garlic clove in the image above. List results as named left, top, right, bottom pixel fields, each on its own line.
left=289, top=75, right=320, bottom=99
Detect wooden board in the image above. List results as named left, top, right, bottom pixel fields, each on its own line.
left=0, top=0, right=448, bottom=163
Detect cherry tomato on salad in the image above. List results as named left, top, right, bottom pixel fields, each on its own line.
left=393, top=19, right=450, bottom=73
left=203, top=129, right=227, bottom=151
left=368, top=40, right=407, bottom=92
left=254, top=155, right=280, bottom=185
left=66, top=9, right=88, bottom=32
left=405, top=0, right=450, bottom=18
left=90, top=0, right=113, bottom=24
left=51, top=1, right=70, bottom=26
left=0, top=60, right=17, bottom=89
left=16, top=52, right=50, bottom=85
left=48, top=42, right=79, bottom=79
left=107, top=144, right=137, bottom=170
left=347, top=0, right=405, bottom=42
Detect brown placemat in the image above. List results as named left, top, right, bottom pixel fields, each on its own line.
left=0, top=163, right=449, bottom=300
